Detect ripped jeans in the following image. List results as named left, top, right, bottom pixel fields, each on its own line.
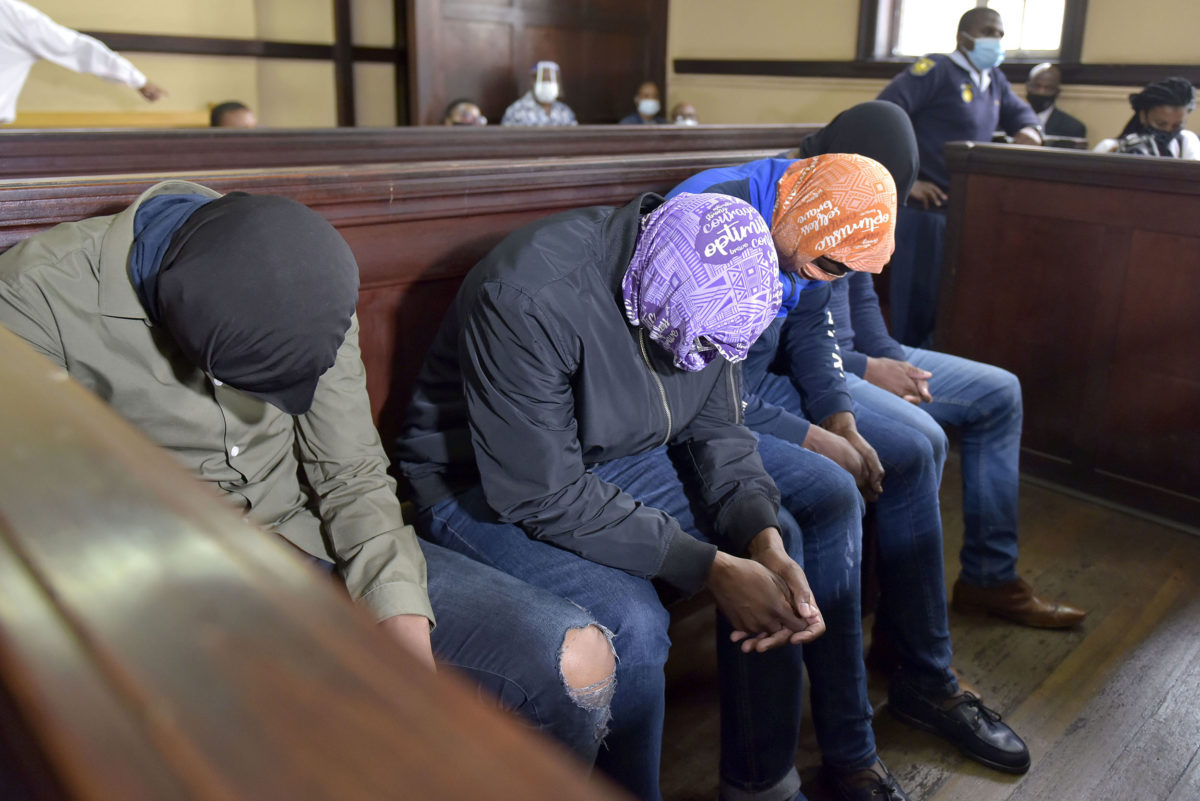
left=422, top=540, right=614, bottom=763
left=420, top=437, right=867, bottom=801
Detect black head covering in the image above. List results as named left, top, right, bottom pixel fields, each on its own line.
left=798, top=100, right=919, bottom=199
left=155, top=193, right=359, bottom=415
left=1121, top=77, right=1197, bottom=136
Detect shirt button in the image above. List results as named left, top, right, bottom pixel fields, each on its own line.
left=230, top=445, right=241, bottom=457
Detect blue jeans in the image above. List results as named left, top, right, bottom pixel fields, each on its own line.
left=898, top=348, right=1023, bottom=587
left=756, top=374, right=957, bottom=699
left=422, top=540, right=613, bottom=763
left=421, top=438, right=867, bottom=801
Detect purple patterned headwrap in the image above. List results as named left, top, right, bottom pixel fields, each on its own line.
left=623, top=193, right=782, bottom=372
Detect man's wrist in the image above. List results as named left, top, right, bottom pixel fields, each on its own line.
left=745, top=527, right=783, bottom=558
left=820, top=410, right=857, bottom=436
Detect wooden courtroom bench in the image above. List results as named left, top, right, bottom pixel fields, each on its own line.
left=0, top=149, right=780, bottom=445
left=0, top=124, right=818, bottom=180
left=940, top=142, right=1200, bottom=530
left=0, top=325, right=626, bottom=801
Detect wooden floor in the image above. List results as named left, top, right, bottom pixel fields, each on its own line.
left=660, top=451, right=1200, bottom=801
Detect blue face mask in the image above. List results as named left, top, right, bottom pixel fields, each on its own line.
left=966, top=36, right=1005, bottom=71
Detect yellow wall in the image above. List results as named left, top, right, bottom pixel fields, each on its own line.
left=8, top=0, right=395, bottom=128
left=666, top=0, right=1199, bottom=146
left=1081, top=0, right=1200, bottom=64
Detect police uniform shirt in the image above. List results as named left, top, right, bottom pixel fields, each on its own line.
left=878, top=53, right=1040, bottom=190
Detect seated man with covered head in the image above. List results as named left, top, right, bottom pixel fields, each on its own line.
left=0, top=181, right=618, bottom=772
left=396, top=190, right=852, bottom=801
left=669, top=106, right=1032, bottom=799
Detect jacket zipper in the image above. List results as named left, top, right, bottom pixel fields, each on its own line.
left=638, top=328, right=672, bottom=446
left=728, top=362, right=742, bottom=425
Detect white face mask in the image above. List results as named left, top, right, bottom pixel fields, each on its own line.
left=674, top=117, right=698, bottom=126
left=637, top=98, right=661, bottom=118
left=533, top=80, right=559, bottom=104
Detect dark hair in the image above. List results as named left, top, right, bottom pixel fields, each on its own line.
left=441, top=98, right=477, bottom=122
left=210, top=101, right=249, bottom=127
left=1119, top=77, right=1196, bottom=136
left=958, top=7, right=998, bottom=33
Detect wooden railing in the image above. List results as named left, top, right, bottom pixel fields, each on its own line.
left=0, top=123, right=816, bottom=179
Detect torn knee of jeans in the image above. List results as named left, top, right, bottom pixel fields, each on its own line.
left=560, top=623, right=617, bottom=711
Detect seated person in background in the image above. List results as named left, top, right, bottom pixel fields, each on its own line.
left=442, top=98, right=486, bottom=126
left=877, top=6, right=1042, bottom=347
left=397, top=192, right=834, bottom=801
left=1026, top=62, right=1086, bottom=139
left=671, top=101, right=698, bottom=125
left=619, top=81, right=665, bottom=124
left=210, top=100, right=257, bottom=128
left=670, top=110, right=1030, bottom=800
left=0, top=0, right=166, bottom=124
left=0, top=183, right=616, bottom=769
left=1094, top=77, right=1199, bottom=159
left=500, top=60, right=577, bottom=126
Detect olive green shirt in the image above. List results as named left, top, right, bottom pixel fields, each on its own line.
left=0, top=180, right=433, bottom=625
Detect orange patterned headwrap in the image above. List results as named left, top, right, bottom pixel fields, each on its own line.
left=770, top=153, right=897, bottom=281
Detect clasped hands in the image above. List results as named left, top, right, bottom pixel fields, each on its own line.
left=706, top=527, right=826, bottom=653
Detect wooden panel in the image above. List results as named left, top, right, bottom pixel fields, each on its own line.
left=437, top=18, right=516, bottom=123
left=409, top=0, right=666, bottom=125
left=0, top=124, right=819, bottom=179
left=939, top=143, right=1200, bottom=527
left=1099, top=230, right=1200, bottom=496
left=0, top=326, right=627, bottom=801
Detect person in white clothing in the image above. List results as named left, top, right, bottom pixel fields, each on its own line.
left=1094, top=77, right=1200, bottom=159
left=0, top=0, right=166, bottom=124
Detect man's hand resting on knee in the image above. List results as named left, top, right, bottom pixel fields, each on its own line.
left=706, top=527, right=825, bottom=653
left=865, top=356, right=933, bottom=404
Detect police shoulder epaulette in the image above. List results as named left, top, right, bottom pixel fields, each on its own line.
left=909, top=57, right=936, bottom=77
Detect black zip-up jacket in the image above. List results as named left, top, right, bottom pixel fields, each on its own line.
left=396, top=193, right=781, bottom=597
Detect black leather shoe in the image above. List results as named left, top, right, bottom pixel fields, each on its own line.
left=888, top=680, right=1031, bottom=774
left=825, top=759, right=911, bottom=801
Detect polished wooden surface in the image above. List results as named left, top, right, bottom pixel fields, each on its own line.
left=0, top=326, right=628, bottom=801
left=939, top=142, right=1200, bottom=529
left=407, top=0, right=667, bottom=125
left=662, top=452, right=1200, bottom=801
left=0, top=123, right=816, bottom=179
left=0, top=149, right=778, bottom=443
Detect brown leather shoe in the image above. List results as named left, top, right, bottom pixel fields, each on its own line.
left=952, top=577, right=1086, bottom=629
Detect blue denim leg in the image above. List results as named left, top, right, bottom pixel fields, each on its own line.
left=420, top=492, right=669, bottom=801
left=752, top=376, right=878, bottom=771
left=903, top=348, right=1023, bottom=587
left=842, top=375, right=957, bottom=697
left=592, top=448, right=804, bottom=801
left=419, top=540, right=612, bottom=765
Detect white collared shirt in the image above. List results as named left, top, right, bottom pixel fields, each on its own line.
left=0, top=0, right=146, bottom=124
